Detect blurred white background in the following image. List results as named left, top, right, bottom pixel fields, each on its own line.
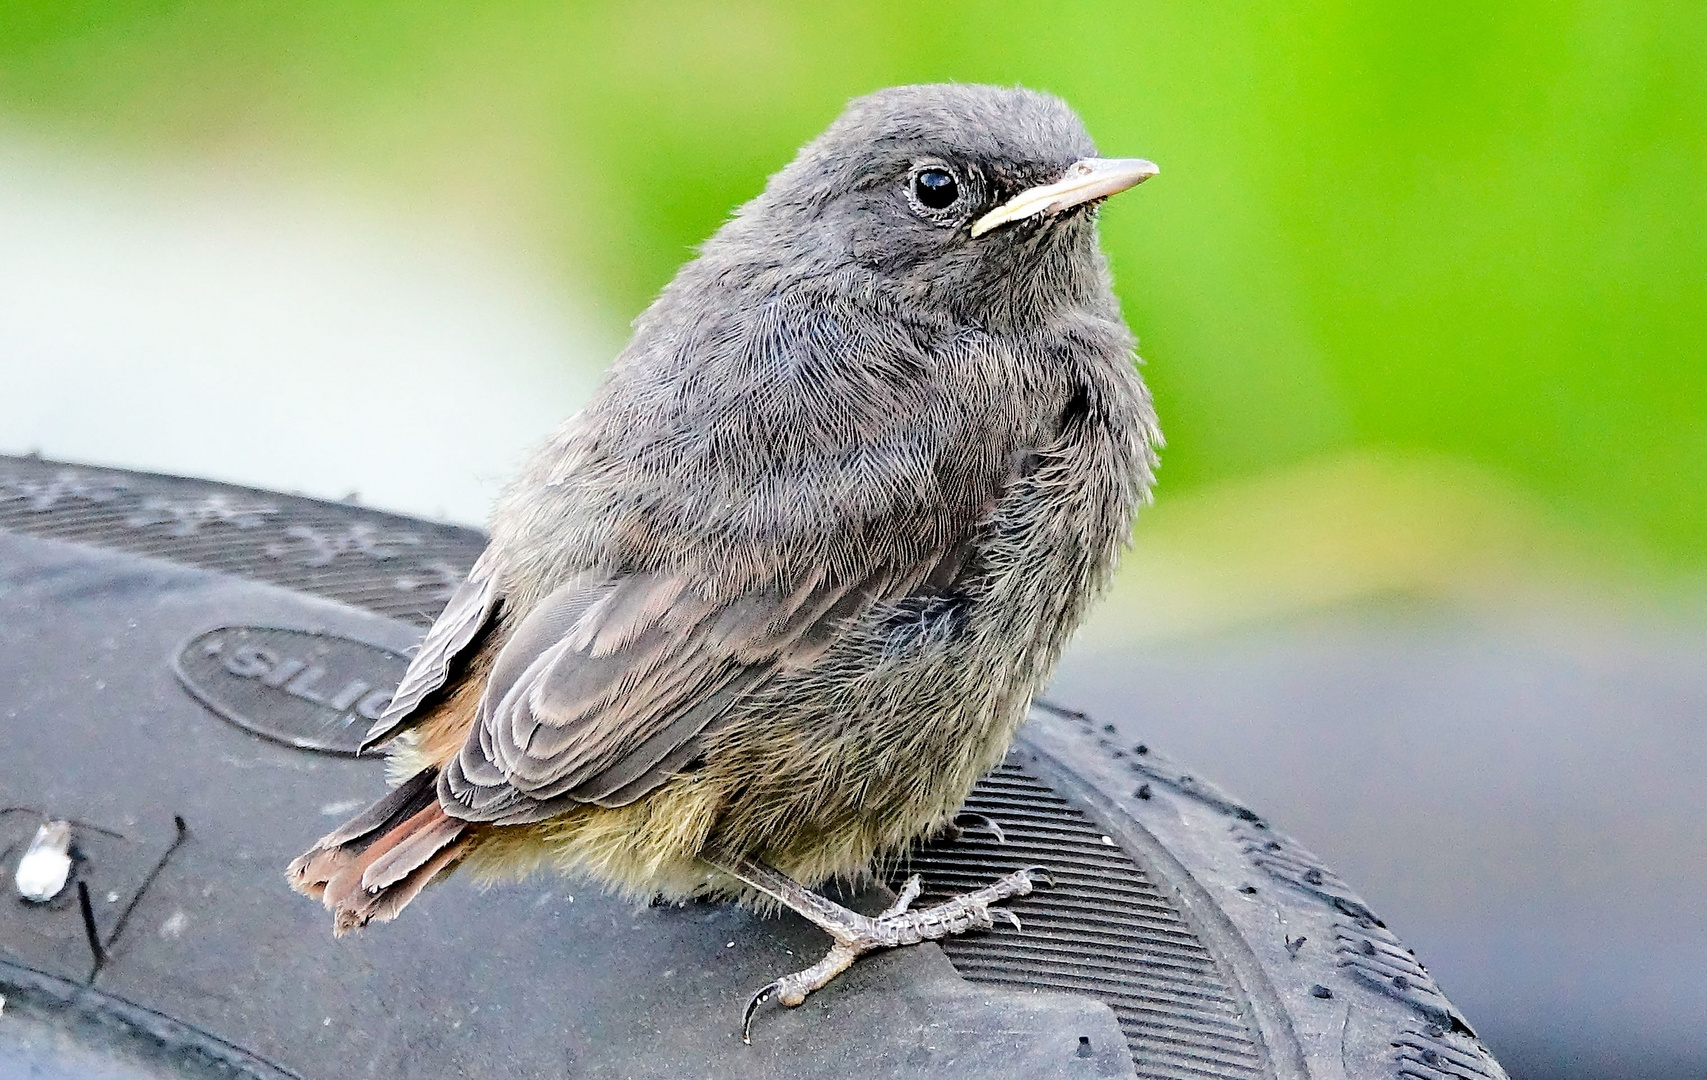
left=0, top=136, right=604, bottom=524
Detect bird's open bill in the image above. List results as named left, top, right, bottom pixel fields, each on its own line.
left=970, top=157, right=1159, bottom=238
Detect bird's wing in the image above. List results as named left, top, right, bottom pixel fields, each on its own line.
left=361, top=548, right=502, bottom=751
left=437, top=551, right=955, bottom=823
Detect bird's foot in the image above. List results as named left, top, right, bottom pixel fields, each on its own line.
left=740, top=865, right=1049, bottom=1042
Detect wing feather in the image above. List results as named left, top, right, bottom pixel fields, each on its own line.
left=361, top=549, right=501, bottom=751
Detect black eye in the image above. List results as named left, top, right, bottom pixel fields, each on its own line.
left=913, top=167, right=959, bottom=210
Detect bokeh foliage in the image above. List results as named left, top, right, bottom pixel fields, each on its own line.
left=2, top=1, right=1702, bottom=570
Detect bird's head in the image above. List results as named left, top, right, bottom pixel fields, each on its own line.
left=706, top=83, right=1157, bottom=327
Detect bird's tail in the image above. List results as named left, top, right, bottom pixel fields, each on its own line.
left=287, top=768, right=470, bottom=935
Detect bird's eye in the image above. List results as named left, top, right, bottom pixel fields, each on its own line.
left=913, top=168, right=960, bottom=211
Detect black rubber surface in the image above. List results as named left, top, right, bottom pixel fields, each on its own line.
left=0, top=456, right=484, bottom=627
left=0, top=457, right=1513, bottom=1080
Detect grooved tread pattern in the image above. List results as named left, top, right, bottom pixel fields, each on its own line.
left=893, top=764, right=1268, bottom=1080
left=1232, top=820, right=1478, bottom=1040
left=1393, top=1028, right=1506, bottom=1080
left=0, top=458, right=485, bottom=626
left=1333, top=918, right=1466, bottom=1033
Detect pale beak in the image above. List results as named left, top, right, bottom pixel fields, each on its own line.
left=970, top=157, right=1159, bottom=238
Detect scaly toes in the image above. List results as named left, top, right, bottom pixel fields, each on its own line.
left=738, top=866, right=1052, bottom=1042
left=880, top=873, right=923, bottom=918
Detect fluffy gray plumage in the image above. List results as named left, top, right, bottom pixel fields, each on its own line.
left=290, top=82, right=1160, bottom=933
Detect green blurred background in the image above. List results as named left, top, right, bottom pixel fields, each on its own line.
left=3, top=0, right=1701, bottom=604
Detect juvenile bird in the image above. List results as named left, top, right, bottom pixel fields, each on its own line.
left=289, top=82, right=1160, bottom=1034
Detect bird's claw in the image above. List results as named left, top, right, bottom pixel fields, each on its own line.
left=955, top=811, right=1008, bottom=845
left=742, top=980, right=783, bottom=1044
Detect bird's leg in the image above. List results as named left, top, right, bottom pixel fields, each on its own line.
left=699, top=847, right=1049, bottom=1042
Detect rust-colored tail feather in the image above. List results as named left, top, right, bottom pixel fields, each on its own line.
left=287, top=768, right=470, bottom=935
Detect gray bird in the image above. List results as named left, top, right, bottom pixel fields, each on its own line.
left=289, top=82, right=1160, bottom=1036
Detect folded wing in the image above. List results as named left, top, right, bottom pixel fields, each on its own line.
left=437, top=555, right=944, bottom=823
